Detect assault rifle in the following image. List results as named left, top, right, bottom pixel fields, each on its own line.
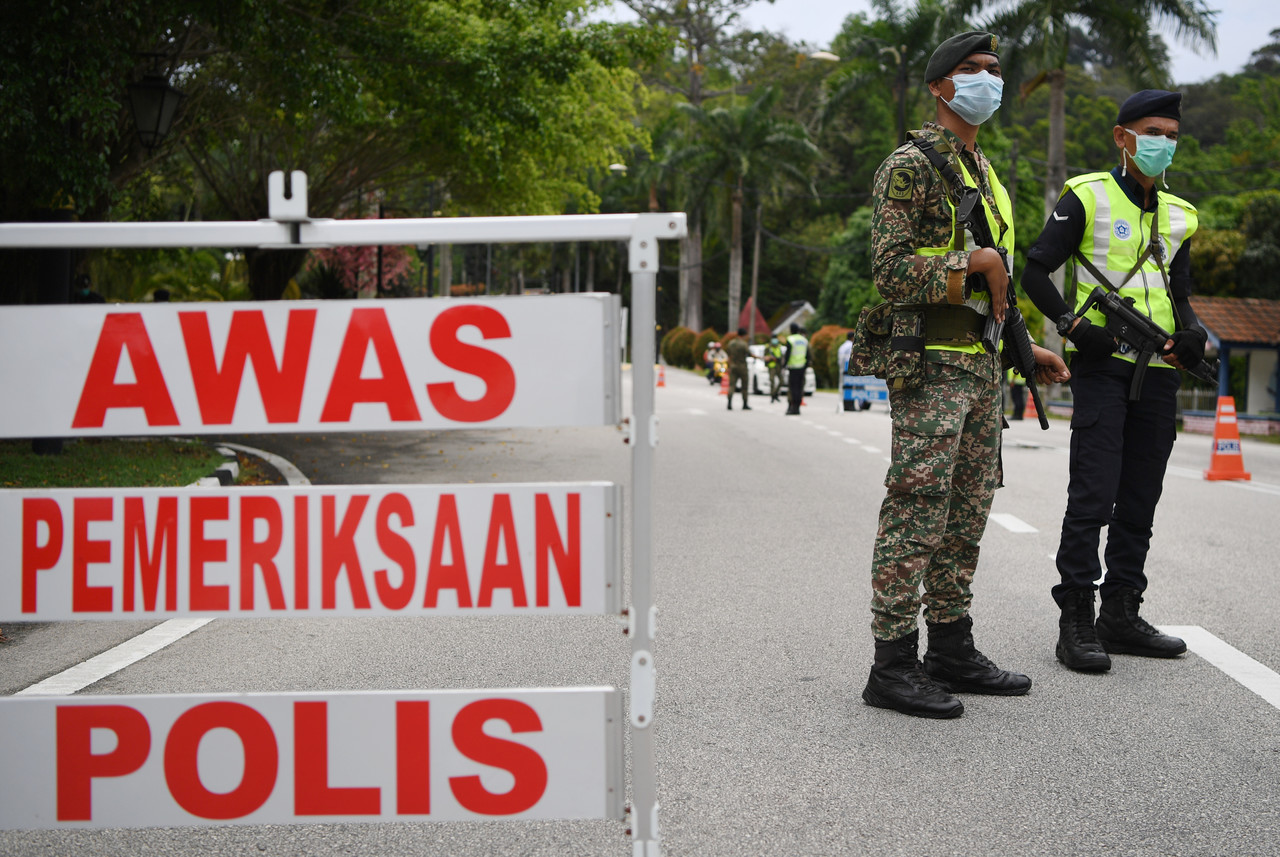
left=1076, top=286, right=1220, bottom=401
left=954, top=187, right=1050, bottom=430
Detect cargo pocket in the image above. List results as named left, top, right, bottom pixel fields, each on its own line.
left=1069, top=402, right=1100, bottom=431
left=884, top=391, right=963, bottom=496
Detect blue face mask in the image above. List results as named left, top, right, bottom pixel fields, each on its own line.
left=1124, top=128, right=1177, bottom=177
left=944, top=70, right=1004, bottom=125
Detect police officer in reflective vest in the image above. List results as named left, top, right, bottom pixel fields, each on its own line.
left=861, top=32, right=1068, bottom=720
left=1020, top=89, right=1207, bottom=672
left=783, top=323, right=809, bottom=415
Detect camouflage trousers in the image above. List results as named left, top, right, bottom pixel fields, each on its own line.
left=870, top=363, right=1002, bottom=640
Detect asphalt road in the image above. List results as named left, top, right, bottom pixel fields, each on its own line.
left=4, top=365, right=1280, bottom=856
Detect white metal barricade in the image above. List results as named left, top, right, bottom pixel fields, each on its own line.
left=0, top=172, right=683, bottom=856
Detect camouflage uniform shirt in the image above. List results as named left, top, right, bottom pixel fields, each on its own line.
left=870, top=121, right=1006, bottom=384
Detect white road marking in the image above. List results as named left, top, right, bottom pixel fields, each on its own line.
left=1161, top=626, right=1280, bottom=711
left=16, top=618, right=214, bottom=696
left=863, top=446, right=882, bottom=454
left=843, top=437, right=861, bottom=445
left=1166, top=464, right=1280, bottom=496
left=989, top=512, right=1039, bottom=533
left=826, top=430, right=843, bottom=437
left=686, top=408, right=708, bottom=415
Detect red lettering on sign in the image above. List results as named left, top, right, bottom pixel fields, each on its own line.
left=294, top=702, right=381, bottom=816
left=478, top=494, right=526, bottom=608
left=320, top=309, right=422, bottom=423
left=535, top=493, right=580, bottom=608
left=449, top=699, right=548, bottom=815
left=374, top=493, right=415, bottom=610
left=164, top=702, right=278, bottom=819
left=396, top=701, right=431, bottom=815
left=123, top=497, right=178, bottom=612
left=426, top=305, right=516, bottom=423
left=56, top=705, right=150, bottom=821
left=179, top=309, right=316, bottom=424
left=71, top=313, right=179, bottom=428
left=22, top=498, right=63, bottom=614
left=190, top=496, right=230, bottom=611
left=322, top=495, right=372, bottom=610
left=294, top=496, right=310, bottom=609
left=424, top=495, right=471, bottom=608
left=73, top=497, right=113, bottom=613
left=240, top=496, right=286, bottom=610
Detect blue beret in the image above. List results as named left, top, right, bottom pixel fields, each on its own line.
left=925, top=31, right=1000, bottom=82
left=1116, top=90, right=1181, bottom=125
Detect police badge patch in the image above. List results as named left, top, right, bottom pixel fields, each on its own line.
left=888, top=167, right=915, bottom=200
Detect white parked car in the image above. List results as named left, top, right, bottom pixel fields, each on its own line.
left=747, top=344, right=816, bottom=397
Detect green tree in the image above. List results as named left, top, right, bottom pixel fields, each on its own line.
left=1236, top=191, right=1280, bottom=299
left=818, top=207, right=879, bottom=327
left=671, top=87, right=818, bottom=331
left=1, top=0, right=651, bottom=301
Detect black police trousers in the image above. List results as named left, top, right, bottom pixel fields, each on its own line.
left=787, top=367, right=806, bottom=413
left=1051, top=354, right=1181, bottom=608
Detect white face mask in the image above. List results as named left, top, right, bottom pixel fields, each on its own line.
left=944, top=70, right=1004, bottom=125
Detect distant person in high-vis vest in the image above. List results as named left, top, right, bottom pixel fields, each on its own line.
left=765, top=336, right=785, bottom=402
left=783, top=323, right=809, bottom=415
left=1021, top=89, right=1207, bottom=674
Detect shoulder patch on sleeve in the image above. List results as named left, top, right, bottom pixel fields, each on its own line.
left=887, top=167, right=916, bottom=201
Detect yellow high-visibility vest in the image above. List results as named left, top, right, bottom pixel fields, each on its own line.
left=1062, top=171, right=1198, bottom=369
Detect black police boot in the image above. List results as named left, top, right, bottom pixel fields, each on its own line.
left=862, top=631, right=964, bottom=719
left=1096, top=587, right=1187, bottom=658
left=1056, top=588, right=1112, bottom=672
left=923, top=616, right=1032, bottom=695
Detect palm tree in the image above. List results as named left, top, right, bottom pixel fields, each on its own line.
left=949, top=0, right=1217, bottom=220
left=671, top=88, right=819, bottom=331
left=820, top=0, right=965, bottom=146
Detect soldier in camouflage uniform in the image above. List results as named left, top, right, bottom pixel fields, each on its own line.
left=861, top=32, right=1070, bottom=719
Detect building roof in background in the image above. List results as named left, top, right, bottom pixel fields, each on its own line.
left=767, top=300, right=816, bottom=335
left=1191, top=296, right=1280, bottom=347
left=738, top=297, right=771, bottom=338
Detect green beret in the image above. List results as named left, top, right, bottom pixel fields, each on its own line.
left=925, top=31, right=1000, bottom=83
left=1116, top=89, right=1181, bottom=125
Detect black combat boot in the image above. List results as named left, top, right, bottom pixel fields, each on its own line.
left=1096, top=587, right=1187, bottom=658
left=863, top=631, right=964, bottom=719
left=923, top=616, right=1032, bottom=695
left=1056, top=588, right=1112, bottom=672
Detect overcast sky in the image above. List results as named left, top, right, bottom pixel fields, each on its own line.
left=602, top=1, right=1278, bottom=85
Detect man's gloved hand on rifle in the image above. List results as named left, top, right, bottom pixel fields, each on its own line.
left=1066, top=317, right=1118, bottom=360
left=1163, top=327, right=1207, bottom=371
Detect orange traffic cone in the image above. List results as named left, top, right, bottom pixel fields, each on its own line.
left=1205, top=396, right=1251, bottom=481
left=719, top=369, right=729, bottom=396
left=656, top=365, right=666, bottom=388
left=1023, top=391, right=1038, bottom=422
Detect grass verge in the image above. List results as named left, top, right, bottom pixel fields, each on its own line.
left=0, top=437, right=229, bottom=489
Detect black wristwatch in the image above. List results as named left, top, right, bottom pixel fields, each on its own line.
left=1056, top=311, right=1078, bottom=336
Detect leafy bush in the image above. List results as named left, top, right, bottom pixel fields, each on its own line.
left=691, top=328, right=721, bottom=367
left=808, top=324, right=847, bottom=389
left=660, top=326, right=690, bottom=366
left=670, top=327, right=698, bottom=368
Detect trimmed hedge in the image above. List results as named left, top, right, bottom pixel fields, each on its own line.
left=808, top=324, right=848, bottom=389
left=691, top=328, right=721, bottom=367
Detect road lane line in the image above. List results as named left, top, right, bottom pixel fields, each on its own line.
left=863, top=446, right=882, bottom=453
left=1160, top=626, right=1280, bottom=711
left=843, top=437, right=861, bottom=445
left=16, top=618, right=214, bottom=696
left=989, top=513, right=1038, bottom=533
